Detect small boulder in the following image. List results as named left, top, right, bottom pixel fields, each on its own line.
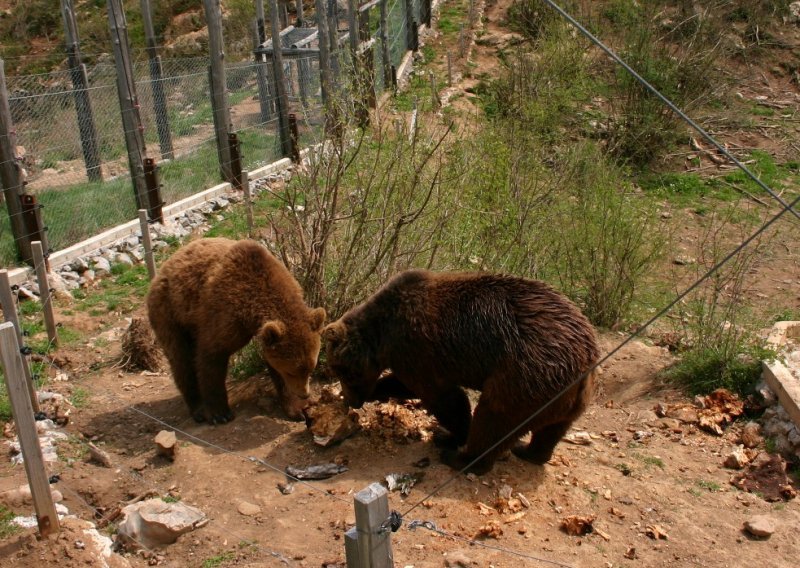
left=237, top=501, right=261, bottom=516
left=154, top=430, right=177, bottom=460
left=743, top=515, right=776, bottom=538
left=741, top=422, right=763, bottom=449
left=116, top=498, right=206, bottom=550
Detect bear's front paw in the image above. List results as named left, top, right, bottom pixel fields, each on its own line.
left=433, top=428, right=462, bottom=449
left=209, top=409, right=234, bottom=425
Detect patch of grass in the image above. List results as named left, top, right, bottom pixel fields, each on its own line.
left=0, top=505, right=20, bottom=539
left=73, top=264, right=150, bottom=315
left=615, top=463, right=633, bottom=476
left=19, top=300, right=42, bottom=317
left=202, top=551, right=236, bottom=568
left=696, top=479, right=721, bottom=492
left=70, top=387, right=89, bottom=409
left=665, top=344, right=773, bottom=397
left=765, top=437, right=778, bottom=453
left=161, top=495, right=181, bottom=504
left=633, top=452, right=664, bottom=469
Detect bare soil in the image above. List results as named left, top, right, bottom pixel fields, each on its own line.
left=2, top=1, right=800, bottom=568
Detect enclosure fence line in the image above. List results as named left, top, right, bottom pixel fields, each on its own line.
left=1, top=0, right=422, bottom=268
left=539, top=0, right=800, bottom=221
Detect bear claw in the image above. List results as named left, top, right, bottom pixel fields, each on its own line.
left=432, top=428, right=463, bottom=449
left=210, top=410, right=234, bottom=425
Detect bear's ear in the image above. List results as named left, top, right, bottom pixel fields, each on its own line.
left=322, top=321, right=346, bottom=344
left=259, top=320, right=286, bottom=346
left=309, top=307, right=327, bottom=332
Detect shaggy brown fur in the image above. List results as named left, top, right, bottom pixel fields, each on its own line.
left=324, top=270, right=599, bottom=474
left=147, top=238, right=326, bottom=424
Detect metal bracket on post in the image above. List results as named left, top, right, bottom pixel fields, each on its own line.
left=228, top=133, right=243, bottom=189
left=143, top=158, right=164, bottom=224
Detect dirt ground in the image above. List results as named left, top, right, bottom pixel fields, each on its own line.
left=2, top=1, right=800, bottom=567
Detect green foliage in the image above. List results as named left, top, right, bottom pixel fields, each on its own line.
left=696, top=479, right=721, bottom=492
left=666, top=344, right=773, bottom=396
left=70, top=387, right=90, bottom=408
left=545, top=143, right=664, bottom=328
left=0, top=505, right=21, bottom=539
left=202, top=551, right=236, bottom=568
left=230, top=342, right=264, bottom=382
left=0, top=379, right=12, bottom=423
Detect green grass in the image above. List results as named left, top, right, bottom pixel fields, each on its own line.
left=0, top=505, right=20, bottom=539
left=664, top=344, right=773, bottom=396
left=230, top=341, right=264, bottom=382
left=615, top=463, right=633, bottom=476
left=161, top=495, right=181, bottom=504
left=696, top=479, right=721, bottom=492
left=72, top=264, right=150, bottom=315
left=634, top=453, right=665, bottom=469
left=202, top=551, right=236, bottom=568
left=70, top=387, right=89, bottom=409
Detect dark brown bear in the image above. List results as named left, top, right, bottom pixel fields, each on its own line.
left=147, top=238, right=326, bottom=424
left=323, top=270, right=599, bottom=474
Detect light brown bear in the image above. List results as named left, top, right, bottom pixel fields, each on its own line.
left=324, top=270, right=599, bottom=474
left=147, top=238, right=326, bottom=424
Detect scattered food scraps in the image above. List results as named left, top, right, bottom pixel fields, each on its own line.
left=560, top=515, right=595, bottom=536
left=565, top=431, right=593, bottom=445
left=645, top=524, right=669, bottom=540
left=304, top=387, right=361, bottom=447
left=475, top=520, right=503, bottom=539
left=730, top=453, right=797, bottom=502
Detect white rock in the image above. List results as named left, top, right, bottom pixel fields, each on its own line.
left=724, top=445, right=749, bottom=469
left=116, top=498, right=206, bottom=550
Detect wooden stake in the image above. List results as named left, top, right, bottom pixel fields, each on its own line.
left=346, top=482, right=392, bottom=568
left=0, top=269, right=37, bottom=412
left=202, top=0, right=234, bottom=182
left=243, top=170, right=255, bottom=239
left=31, top=241, right=58, bottom=348
left=0, top=322, right=60, bottom=537
left=138, top=210, right=156, bottom=281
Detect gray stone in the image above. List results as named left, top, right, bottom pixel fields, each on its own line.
left=70, top=258, right=89, bottom=273
left=60, top=271, right=81, bottom=282
left=93, top=257, right=112, bottom=275
left=743, top=515, right=776, bottom=538
left=116, top=498, right=206, bottom=550
left=114, top=252, right=134, bottom=266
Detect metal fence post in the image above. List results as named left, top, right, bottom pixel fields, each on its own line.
left=61, top=0, right=103, bottom=182
left=143, top=158, right=164, bottom=223
left=228, top=133, right=243, bottom=189
left=344, top=483, right=393, bottom=568
left=252, top=20, right=274, bottom=122
left=107, top=0, right=149, bottom=211
left=141, top=0, right=174, bottom=160
left=0, top=322, right=60, bottom=538
left=203, top=0, right=234, bottom=183
left=0, top=58, right=33, bottom=264
left=31, top=241, right=58, bottom=348
left=138, top=210, right=157, bottom=280
left=0, top=269, right=38, bottom=412
left=269, top=0, right=293, bottom=158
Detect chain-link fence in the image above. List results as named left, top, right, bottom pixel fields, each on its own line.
left=0, top=0, right=424, bottom=267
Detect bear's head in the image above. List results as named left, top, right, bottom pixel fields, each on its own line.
left=322, top=320, right=381, bottom=409
left=258, top=306, right=327, bottom=400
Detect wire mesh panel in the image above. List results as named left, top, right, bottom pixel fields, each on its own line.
left=387, top=0, right=408, bottom=68
left=5, top=68, right=137, bottom=263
